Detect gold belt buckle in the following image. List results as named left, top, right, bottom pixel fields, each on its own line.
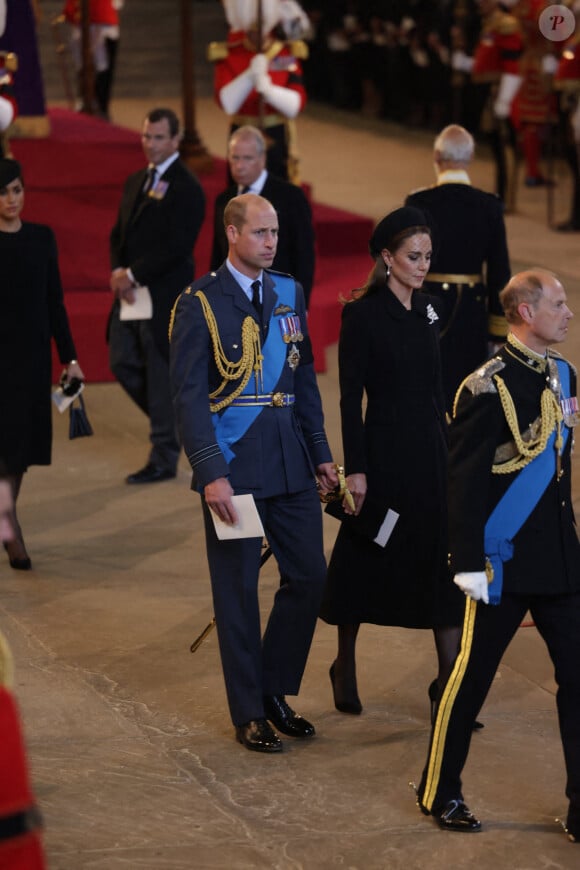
left=271, top=392, right=284, bottom=407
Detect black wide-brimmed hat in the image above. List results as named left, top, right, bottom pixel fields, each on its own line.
left=369, top=206, right=429, bottom=257
left=0, top=158, right=22, bottom=188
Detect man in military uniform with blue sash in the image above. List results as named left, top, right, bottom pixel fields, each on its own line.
left=170, top=193, right=338, bottom=753
left=415, top=269, right=580, bottom=843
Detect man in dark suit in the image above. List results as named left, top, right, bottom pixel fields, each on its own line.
left=170, top=194, right=338, bottom=752
left=109, top=107, right=205, bottom=484
left=406, top=124, right=511, bottom=412
left=210, top=125, right=316, bottom=307
left=415, top=269, right=580, bottom=842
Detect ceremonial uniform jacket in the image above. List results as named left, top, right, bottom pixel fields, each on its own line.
left=405, top=179, right=510, bottom=407
left=169, top=264, right=331, bottom=498
left=109, top=158, right=205, bottom=356
left=211, top=32, right=307, bottom=120
left=63, top=0, right=119, bottom=25
left=449, top=342, right=580, bottom=596
left=210, top=172, right=315, bottom=306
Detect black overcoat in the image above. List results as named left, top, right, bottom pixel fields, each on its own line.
left=320, top=285, right=463, bottom=629
left=0, top=223, right=77, bottom=471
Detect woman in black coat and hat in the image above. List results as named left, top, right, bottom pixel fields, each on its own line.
left=0, top=158, right=84, bottom=570
left=320, top=206, right=465, bottom=719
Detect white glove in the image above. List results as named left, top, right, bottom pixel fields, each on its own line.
left=493, top=72, right=522, bottom=119
left=218, top=68, right=255, bottom=114
left=0, top=96, right=14, bottom=131
left=258, top=82, right=301, bottom=118
left=254, top=72, right=272, bottom=95
left=451, top=50, right=474, bottom=73
left=541, top=54, right=558, bottom=76
left=250, top=53, right=269, bottom=80
left=453, top=571, right=489, bottom=604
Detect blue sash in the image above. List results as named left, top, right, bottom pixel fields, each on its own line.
left=211, top=275, right=296, bottom=464
left=484, top=359, right=570, bottom=604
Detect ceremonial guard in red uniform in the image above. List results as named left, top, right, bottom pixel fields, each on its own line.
left=62, top=0, right=123, bottom=119
left=472, top=0, right=524, bottom=209
left=510, top=0, right=558, bottom=187
left=209, top=0, right=308, bottom=181
left=553, top=5, right=580, bottom=231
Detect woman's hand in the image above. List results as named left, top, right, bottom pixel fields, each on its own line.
left=64, top=360, right=85, bottom=383
left=345, top=473, right=367, bottom=516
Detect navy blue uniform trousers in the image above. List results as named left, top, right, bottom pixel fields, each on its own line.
left=202, top=486, right=327, bottom=727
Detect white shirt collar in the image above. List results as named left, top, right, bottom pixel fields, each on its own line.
left=151, top=151, right=179, bottom=179
left=238, top=169, right=268, bottom=195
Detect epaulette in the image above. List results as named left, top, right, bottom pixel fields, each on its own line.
left=266, top=267, right=293, bottom=278
left=462, top=356, right=505, bottom=397
left=288, top=40, right=309, bottom=60
left=207, top=41, right=229, bottom=62
left=548, top=348, right=577, bottom=378
left=494, top=10, right=521, bottom=36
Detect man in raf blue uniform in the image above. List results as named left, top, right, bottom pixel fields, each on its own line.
left=415, top=269, right=580, bottom=843
left=170, top=193, right=338, bottom=752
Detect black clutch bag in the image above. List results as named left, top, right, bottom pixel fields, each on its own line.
left=69, top=394, right=93, bottom=439
left=324, top=495, right=390, bottom=542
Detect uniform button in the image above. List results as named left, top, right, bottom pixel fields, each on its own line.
left=562, top=500, right=566, bottom=507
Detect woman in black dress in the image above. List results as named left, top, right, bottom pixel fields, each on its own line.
left=320, top=206, right=464, bottom=716
left=0, top=159, right=84, bottom=570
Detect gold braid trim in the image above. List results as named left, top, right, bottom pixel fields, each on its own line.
left=195, top=290, right=263, bottom=413
left=492, top=375, right=563, bottom=474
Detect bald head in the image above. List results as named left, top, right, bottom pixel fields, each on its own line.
left=434, top=124, right=474, bottom=168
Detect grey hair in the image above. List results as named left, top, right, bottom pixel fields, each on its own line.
left=434, top=124, right=474, bottom=164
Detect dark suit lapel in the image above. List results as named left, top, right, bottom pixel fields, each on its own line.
left=217, top=264, right=256, bottom=320
left=262, top=272, right=278, bottom=325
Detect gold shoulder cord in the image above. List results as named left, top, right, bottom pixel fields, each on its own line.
left=195, top=291, right=263, bottom=412
left=492, top=375, right=563, bottom=474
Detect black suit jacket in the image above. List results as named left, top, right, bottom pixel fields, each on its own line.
left=110, top=158, right=205, bottom=354
left=210, top=173, right=316, bottom=307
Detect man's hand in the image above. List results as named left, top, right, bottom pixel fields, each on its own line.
left=110, top=268, right=135, bottom=302
left=316, top=462, right=339, bottom=495
left=344, top=472, right=367, bottom=516
left=453, top=571, right=489, bottom=604
left=205, top=477, right=238, bottom=525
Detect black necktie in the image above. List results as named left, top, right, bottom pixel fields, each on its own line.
left=240, top=185, right=251, bottom=194
left=251, top=280, right=262, bottom=318
left=143, top=166, right=156, bottom=194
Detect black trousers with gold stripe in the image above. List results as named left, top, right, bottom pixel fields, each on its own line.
left=418, top=592, right=580, bottom=827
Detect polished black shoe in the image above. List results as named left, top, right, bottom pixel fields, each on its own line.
left=263, top=695, right=316, bottom=738
left=125, top=463, right=176, bottom=484
left=235, top=718, right=283, bottom=753
left=431, top=799, right=482, bottom=832
left=330, top=662, right=362, bottom=715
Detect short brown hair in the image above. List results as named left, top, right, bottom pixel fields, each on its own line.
left=223, top=196, right=248, bottom=232
left=500, top=270, right=554, bottom=324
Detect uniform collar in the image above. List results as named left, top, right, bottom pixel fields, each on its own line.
left=436, top=169, right=471, bottom=186
left=505, top=332, right=548, bottom=373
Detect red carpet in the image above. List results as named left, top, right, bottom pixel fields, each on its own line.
left=11, top=108, right=373, bottom=380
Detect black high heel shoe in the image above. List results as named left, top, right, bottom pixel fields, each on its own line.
left=4, top=541, right=32, bottom=571
left=329, top=662, right=362, bottom=715
left=428, top=678, right=483, bottom=730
